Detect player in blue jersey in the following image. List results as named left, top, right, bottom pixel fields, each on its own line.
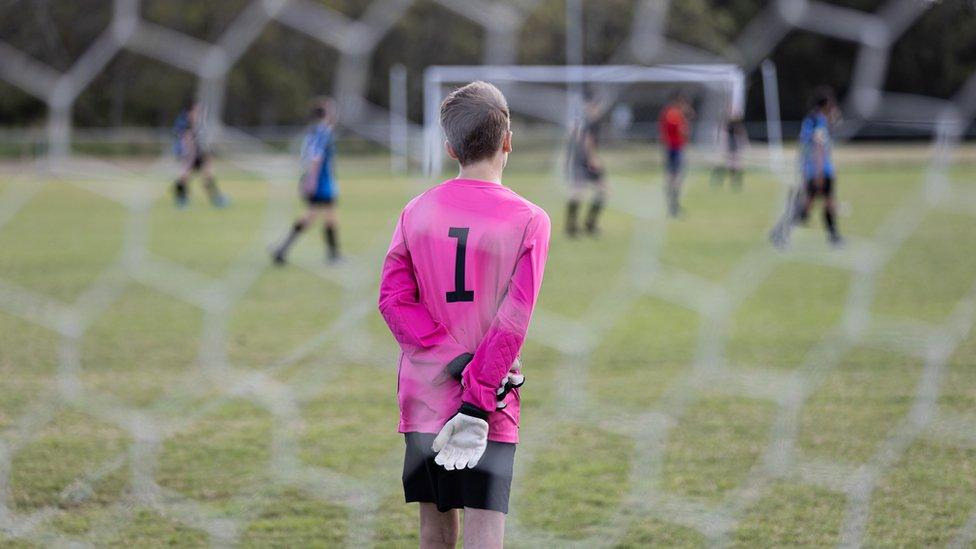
left=795, top=88, right=842, bottom=247
left=172, top=99, right=227, bottom=208
left=272, top=97, right=342, bottom=265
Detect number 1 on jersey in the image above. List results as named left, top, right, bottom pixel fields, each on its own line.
left=446, top=227, right=474, bottom=303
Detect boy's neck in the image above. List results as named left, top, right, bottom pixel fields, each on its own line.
left=457, top=157, right=504, bottom=184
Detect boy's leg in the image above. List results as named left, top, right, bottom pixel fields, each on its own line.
left=584, top=179, right=606, bottom=235
left=322, top=204, right=340, bottom=262
left=463, top=508, right=505, bottom=549
left=201, top=160, right=227, bottom=207
left=823, top=179, right=841, bottom=245
left=731, top=167, right=743, bottom=190
left=665, top=149, right=684, bottom=217
left=273, top=207, right=318, bottom=264
left=419, top=503, right=459, bottom=549
left=711, top=165, right=725, bottom=186
left=794, top=181, right=814, bottom=224
left=173, top=177, right=188, bottom=207
left=666, top=173, right=683, bottom=217
left=173, top=162, right=191, bottom=207
left=566, top=187, right=581, bottom=237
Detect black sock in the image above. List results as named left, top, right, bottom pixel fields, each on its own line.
left=174, top=179, right=187, bottom=201
left=204, top=176, right=220, bottom=199
left=824, top=207, right=838, bottom=238
left=276, top=221, right=305, bottom=258
left=324, top=223, right=339, bottom=259
left=585, top=196, right=604, bottom=232
left=566, top=200, right=580, bottom=235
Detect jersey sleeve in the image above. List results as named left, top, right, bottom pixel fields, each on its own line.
left=378, top=210, right=472, bottom=375
left=461, top=210, right=551, bottom=412
left=303, top=129, right=326, bottom=162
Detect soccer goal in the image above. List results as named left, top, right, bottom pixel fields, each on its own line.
left=422, top=64, right=746, bottom=175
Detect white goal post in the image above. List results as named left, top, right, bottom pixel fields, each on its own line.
left=423, top=64, right=746, bottom=175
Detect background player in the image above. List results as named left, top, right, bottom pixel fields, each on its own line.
left=711, top=115, right=748, bottom=190
left=272, top=97, right=342, bottom=265
left=565, top=92, right=607, bottom=237
left=659, top=92, right=694, bottom=217
left=795, top=87, right=843, bottom=247
left=378, top=81, right=550, bottom=549
left=172, top=99, right=226, bottom=208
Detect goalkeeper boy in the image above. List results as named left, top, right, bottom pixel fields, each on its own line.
left=378, top=81, right=550, bottom=548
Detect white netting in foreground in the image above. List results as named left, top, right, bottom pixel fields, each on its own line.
left=0, top=0, right=975, bottom=547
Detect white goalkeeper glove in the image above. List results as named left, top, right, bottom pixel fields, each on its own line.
left=432, top=403, right=490, bottom=470
left=435, top=354, right=524, bottom=410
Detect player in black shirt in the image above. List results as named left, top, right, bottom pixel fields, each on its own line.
left=566, top=94, right=607, bottom=237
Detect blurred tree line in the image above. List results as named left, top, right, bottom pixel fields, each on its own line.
left=0, top=0, right=973, bottom=128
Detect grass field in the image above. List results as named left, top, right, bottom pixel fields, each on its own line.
left=0, top=145, right=975, bottom=548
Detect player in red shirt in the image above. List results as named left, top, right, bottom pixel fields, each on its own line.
left=659, top=93, right=694, bottom=217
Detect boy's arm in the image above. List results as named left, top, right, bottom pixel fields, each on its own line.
left=378, top=211, right=472, bottom=373
left=800, top=118, right=825, bottom=180
left=461, top=212, right=551, bottom=412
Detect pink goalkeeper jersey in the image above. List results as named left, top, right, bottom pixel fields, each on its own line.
left=378, top=178, right=550, bottom=443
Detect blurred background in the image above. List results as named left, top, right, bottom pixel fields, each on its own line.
left=0, top=0, right=975, bottom=547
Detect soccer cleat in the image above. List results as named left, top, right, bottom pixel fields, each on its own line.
left=211, top=194, right=229, bottom=208
left=769, top=226, right=790, bottom=250
left=828, top=233, right=844, bottom=248
left=268, top=242, right=288, bottom=266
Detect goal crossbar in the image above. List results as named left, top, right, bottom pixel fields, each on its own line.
left=423, top=64, right=746, bottom=174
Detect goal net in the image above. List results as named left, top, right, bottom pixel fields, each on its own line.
left=0, top=1, right=974, bottom=548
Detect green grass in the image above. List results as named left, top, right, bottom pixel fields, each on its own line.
left=731, top=482, right=845, bottom=547
left=82, top=284, right=203, bottom=407
left=0, top=311, right=58, bottom=431
left=798, top=347, right=921, bottom=464
left=660, top=395, right=775, bottom=502
left=867, top=442, right=976, bottom=546
left=0, top=151, right=974, bottom=546
left=517, top=423, right=633, bottom=540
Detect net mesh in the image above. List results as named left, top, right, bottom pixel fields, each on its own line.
left=1, top=0, right=975, bottom=546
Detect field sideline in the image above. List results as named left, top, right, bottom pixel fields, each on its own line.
left=0, top=146, right=975, bottom=547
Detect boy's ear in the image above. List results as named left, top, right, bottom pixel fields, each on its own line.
left=444, top=141, right=459, bottom=160
left=502, top=130, right=512, bottom=154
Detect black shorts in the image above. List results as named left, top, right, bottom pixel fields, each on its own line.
left=304, top=195, right=336, bottom=205
left=402, top=432, right=516, bottom=514
left=805, top=175, right=834, bottom=197
left=191, top=153, right=208, bottom=170
left=571, top=162, right=603, bottom=184
left=665, top=148, right=684, bottom=175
